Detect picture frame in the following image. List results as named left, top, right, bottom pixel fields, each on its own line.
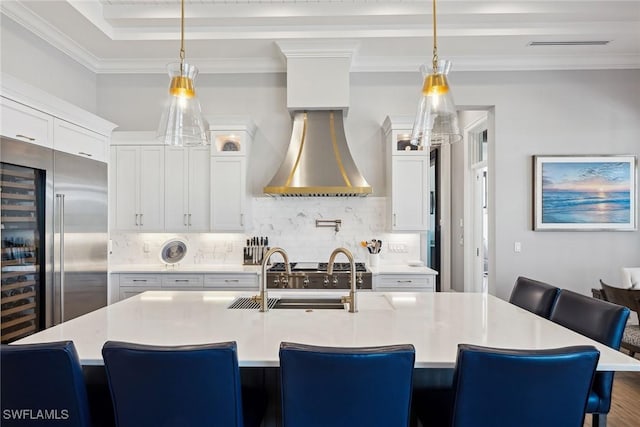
left=533, top=155, right=637, bottom=231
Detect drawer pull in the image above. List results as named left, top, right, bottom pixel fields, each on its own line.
left=397, top=280, right=413, bottom=283
left=15, top=134, right=35, bottom=141
left=224, top=279, right=240, bottom=283
left=174, top=279, right=190, bottom=282
left=132, top=279, right=147, bottom=282
left=78, top=152, right=93, bottom=157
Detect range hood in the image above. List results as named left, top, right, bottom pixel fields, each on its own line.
left=264, top=41, right=372, bottom=197
left=264, top=110, right=372, bottom=196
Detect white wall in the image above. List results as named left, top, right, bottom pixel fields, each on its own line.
left=0, top=16, right=97, bottom=113
left=98, top=68, right=640, bottom=300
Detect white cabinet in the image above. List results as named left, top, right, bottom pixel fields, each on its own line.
left=111, top=272, right=259, bottom=302
left=211, top=157, right=247, bottom=231
left=204, top=273, right=258, bottom=290
left=383, top=116, right=430, bottom=232
left=53, top=119, right=108, bottom=162
left=209, top=118, right=255, bottom=232
left=374, top=274, right=435, bottom=292
left=0, top=97, right=53, bottom=148
left=113, top=145, right=165, bottom=231
left=165, top=146, right=210, bottom=232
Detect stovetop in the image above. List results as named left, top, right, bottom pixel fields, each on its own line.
left=268, top=262, right=368, bottom=273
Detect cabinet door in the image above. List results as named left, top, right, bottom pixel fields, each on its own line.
left=188, top=146, right=211, bottom=231
left=0, top=98, right=53, bottom=148
left=391, top=156, right=429, bottom=231
left=164, top=147, right=189, bottom=231
left=53, top=119, right=107, bottom=162
left=211, top=157, right=245, bottom=231
left=139, top=147, right=165, bottom=231
left=114, top=146, right=139, bottom=231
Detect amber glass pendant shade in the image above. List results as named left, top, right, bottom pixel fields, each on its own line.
left=157, top=62, right=208, bottom=146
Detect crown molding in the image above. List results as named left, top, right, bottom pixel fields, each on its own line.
left=276, top=40, right=360, bottom=60
left=0, top=1, right=100, bottom=73
left=0, top=73, right=117, bottom=135
left=353, top=54, right=640, bottom=73
left=96, top=56, right=285, bottom=74
left=3, top=1, right=638, bottom=75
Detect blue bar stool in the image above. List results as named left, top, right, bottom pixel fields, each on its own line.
left=279, top=342, right=415, bottom=427
left=102, top=341, right=266, bottom=427
left=450, top=344, right=600, bottom=427
left=1, top=341, right=92, bottom=427
left=550, top=289, right=629, bottom=427
left=508, top=276, right=560, bottom=318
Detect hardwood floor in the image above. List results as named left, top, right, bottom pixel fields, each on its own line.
left=583, top=364, right=640, bottom=427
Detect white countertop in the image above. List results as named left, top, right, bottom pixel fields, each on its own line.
left=110, top=264, right=262, bottom=274
left=15, top=291, right=640, bottom=371
left=110, top=264, right=437, bottom=275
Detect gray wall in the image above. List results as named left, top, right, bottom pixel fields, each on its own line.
left=97, top=69, right=640, bottom=299
left=0, top=16, right=97, bottom=113
left=4, top=16, right=638, bottom=301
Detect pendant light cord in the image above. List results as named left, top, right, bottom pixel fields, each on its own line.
left=432, top=0, right=439, bottom=72
left=179, top=0, right=185, bottom=69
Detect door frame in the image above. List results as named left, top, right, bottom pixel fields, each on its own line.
left=463, top=115, right=489, bottom=292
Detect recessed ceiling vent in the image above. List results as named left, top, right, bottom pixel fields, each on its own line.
left=528, top=41, right=611, bottom=47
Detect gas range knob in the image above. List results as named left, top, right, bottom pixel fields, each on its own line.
left=357, top=275, right=363, bottom=288
left=303, top=277, right=310, bottom=288
left=323, top=276, right=329, bottom=288
left=273, top=277, right=280, bottom=287
left=332, top=276, right=339, bottom=287
left=281, top=275, right=289, bottom=289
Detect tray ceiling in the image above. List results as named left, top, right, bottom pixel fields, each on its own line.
left=1, top=0, right=639, bottom=73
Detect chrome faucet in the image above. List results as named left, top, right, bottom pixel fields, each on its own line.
left=327, top=247, right=357, bottom=313
left=252, top=247, right=290, bottom=312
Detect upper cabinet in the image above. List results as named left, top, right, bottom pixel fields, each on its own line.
left=110, top=118, right=255, bottom=233
left=111, top=133, right=165, bottom=231
left=0, top=98, right=53, bottom=148
left=382, top=116, right=430, bottom=232
left=0, top=75, right=116, bottom=161
left=209, top=118, right=256, bottom=232
left=165, top=146, right=210, bottom=232
left=53, top=119, right=108, bottom=162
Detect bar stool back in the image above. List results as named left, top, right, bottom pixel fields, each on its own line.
left=1, top=341, right=92, bottom=427
left=279, top=342, right=415, bottom=427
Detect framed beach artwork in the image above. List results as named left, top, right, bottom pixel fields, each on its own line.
left=533, top=155, right=637, bottom=231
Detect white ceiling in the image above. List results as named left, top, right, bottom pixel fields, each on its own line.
left=2, top=0, right=639, bottom=74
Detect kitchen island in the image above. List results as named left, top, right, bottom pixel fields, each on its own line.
left=15, top=290, right=640, bottom=371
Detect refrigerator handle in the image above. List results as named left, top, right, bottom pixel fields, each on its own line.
left=56, top=193, right=65, bottom=324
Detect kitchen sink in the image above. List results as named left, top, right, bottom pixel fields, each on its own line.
left=227, top=297, right=344, bottom=310
left=273, top=298, right=345, bottom=310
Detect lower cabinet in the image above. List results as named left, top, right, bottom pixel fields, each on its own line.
left=373, top=274, right=435, bottom=292
left=112, top=272, right=259, bottom=302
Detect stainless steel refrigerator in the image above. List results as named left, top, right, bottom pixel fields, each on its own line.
left=1, top=137, right=107, bottom=342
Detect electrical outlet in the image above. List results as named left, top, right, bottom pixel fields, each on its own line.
left=514, top=242, right=522, bottom=253
left=143, top=242, right=150, bottom=253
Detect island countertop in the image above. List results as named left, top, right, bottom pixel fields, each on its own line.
left=15, top=291, right=640, bottom=371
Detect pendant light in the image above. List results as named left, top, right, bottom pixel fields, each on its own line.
left=410, top=0, right=462, bottom=148
left=157, top=0, right=208, bottom=146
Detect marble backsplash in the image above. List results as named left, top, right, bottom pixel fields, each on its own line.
left=109, top=197, right=423, bottom=268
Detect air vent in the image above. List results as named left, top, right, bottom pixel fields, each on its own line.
left=528, top=41, right=610, bottom=47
